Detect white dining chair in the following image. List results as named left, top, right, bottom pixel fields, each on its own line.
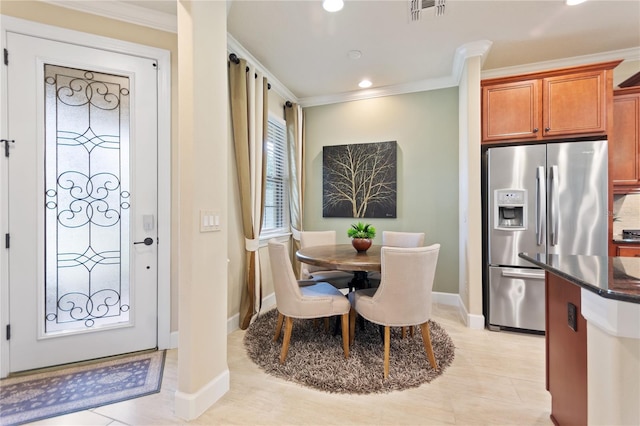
left=349, top=244, right=441, bottom=379
left=268, top=239, right=350, bottom=364
left=368, top=231, right=425, bottom=284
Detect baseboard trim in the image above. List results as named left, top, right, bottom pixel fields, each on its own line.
left=454, top=295, right=485, bottom=329
left=169, top=331, right=179, bottom=349
left=226, top=292, right=277, bottom=334
left=174, top=369, right=230, bottom=421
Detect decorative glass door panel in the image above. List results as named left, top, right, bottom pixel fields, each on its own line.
left=44, top=65, right=131, bottom=333
left=6, top=32, right=158, bottom=373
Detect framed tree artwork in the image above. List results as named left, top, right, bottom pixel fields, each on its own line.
left=323, top=141, right=397, bottom=218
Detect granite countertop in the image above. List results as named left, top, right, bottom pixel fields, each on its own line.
left=612, top=238, right=640, bottom=244
left=518, top=253, right=640, bottom=304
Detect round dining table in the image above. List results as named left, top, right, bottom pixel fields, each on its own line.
left=296, top=244, right=381, bottom=290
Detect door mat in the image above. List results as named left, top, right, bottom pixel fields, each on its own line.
left=0, top=350, right=165, bottom=426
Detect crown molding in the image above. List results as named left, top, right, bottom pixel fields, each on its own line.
left=227, top=34, right=298, bottom=104
left=299, top=39, right=493, bottom=108
left=481, top=47, right=640, bottom=80
left=298, top=75, right=458, bottom=108
left=40, top=0, right=177, bottom=33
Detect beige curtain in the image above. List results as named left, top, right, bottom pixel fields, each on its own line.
left=229, top=57, right=268, bottom=330
left=285, top=102, right=305, bottom=277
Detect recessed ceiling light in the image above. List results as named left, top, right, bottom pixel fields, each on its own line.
left=566, top=0, right=587, bottom=5
left=359, top=80, right=372, bottom=89
left=323, top=0, right=344, bottom=12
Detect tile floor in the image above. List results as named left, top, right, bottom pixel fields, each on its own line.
left=26, top=304, right=552, bottom=425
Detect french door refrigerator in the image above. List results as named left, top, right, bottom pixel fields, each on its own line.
left=486, top=140, right=608, bottom=332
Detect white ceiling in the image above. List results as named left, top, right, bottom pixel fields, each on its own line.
left=58, top=1, right=640, bottom=105
left=226, top=0, right=640, bottom=103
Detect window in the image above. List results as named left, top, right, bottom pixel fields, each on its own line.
left=261, top=115, right=290, bottom=237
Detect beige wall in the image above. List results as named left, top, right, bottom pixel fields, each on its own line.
left=304, top=89, right=460, bottom=294
left=614, top=59, right=640, bottom=88
left=0, top=1, right=182, bottom=331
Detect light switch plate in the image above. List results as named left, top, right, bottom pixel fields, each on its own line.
left=200, top=209, right=221, bottom=232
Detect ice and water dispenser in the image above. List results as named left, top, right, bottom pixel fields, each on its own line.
left=494, top=189, right=526, bottom=231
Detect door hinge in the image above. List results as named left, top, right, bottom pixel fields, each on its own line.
left=5, top=233, right=9, bottom=249
left=6, top=324, right=10, bottom=341
left=3, top=48, right=7, bottom=66
left=2, top=139, right=15, bottom=157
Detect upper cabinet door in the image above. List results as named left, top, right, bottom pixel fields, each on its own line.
left=482, top=79, right=541, bottom=142
left=542, top=70, right=607, bottom=139
left=481, top=61, right=619, bottom=145
left=611, top=87, right=640, bottom=191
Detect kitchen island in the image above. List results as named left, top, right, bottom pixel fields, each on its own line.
left=519, top=253, right=640, bottom=426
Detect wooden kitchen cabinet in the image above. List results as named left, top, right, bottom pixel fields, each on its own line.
left=617, top=245, right=640, bottom=257
left=482, top=60, right=621, bottom=144
left=546, top=272, right=588, bottom=426
left=612, top=87, right=640, bottom=192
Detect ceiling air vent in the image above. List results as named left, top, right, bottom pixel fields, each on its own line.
left=409, top=0, right=446, bottom=21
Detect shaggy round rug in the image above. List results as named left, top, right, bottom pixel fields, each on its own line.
left=244, top=309, right=455, bottom=394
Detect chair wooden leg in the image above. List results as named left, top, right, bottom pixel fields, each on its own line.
left=324, top=317, right=330, bottom=332
left=401, top=326, right=407, bottom=339
left=280, top=316, right=294, bottom=364
left=410, top=325, right=414, bottom=337
left=341, top=313, right=349, bottom=358
left=420, top=322, right=438, bottom=370
left=349, top=307, right=356, bottom=346
left=383, top=325, right=391, bottom=379
left=274, top=312, right=284, bottom=341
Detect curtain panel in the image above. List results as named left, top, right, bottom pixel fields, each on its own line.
left=229, top=57, right=268, bottom=330
left=285, top=103, right=305, bottom=277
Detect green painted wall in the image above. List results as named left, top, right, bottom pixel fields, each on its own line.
left=303, top=88, right=460, bottom=294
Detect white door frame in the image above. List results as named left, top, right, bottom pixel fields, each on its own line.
left=0, top=15, right=172, bottom=378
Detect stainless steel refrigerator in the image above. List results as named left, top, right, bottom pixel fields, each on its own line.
left=486, top=140, right=608, bottom=332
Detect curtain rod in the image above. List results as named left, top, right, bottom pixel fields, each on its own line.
left=228, top=53, right=271, bottom=90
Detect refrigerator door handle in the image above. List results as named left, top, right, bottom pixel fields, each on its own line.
left=550, top=165, right=560, bottom=246
left=501, top=268, right=546, bottom=280
left=536, top=166, right=545, bottom=246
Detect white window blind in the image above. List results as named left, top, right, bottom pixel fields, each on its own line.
left=262, top=115, right=290, bottom=236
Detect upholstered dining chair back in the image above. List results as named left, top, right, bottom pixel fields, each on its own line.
left=268, top=239, right=305, bottom=317
left=365, top=244, right=439, bottom=326
left=367, top=231, right=425, bottom=283
left=349, top=244, right=441, bottom=378
left=381, top=231, right=425, bottom=248
left=300, top=230, right=337, bottom=276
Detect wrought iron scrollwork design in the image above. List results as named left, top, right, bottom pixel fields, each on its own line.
left=44, top=64, right=131, bottom=332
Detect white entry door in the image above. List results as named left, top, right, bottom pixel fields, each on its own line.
left=5, top=32, right=158, bottom=373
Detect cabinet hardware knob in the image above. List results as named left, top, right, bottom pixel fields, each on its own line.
left=545, top=127, right=550, bottom=132
left=533, top=128, right=539, bottom=133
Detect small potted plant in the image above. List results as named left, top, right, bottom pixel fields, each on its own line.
left=347, top=222, right=376, bottom=253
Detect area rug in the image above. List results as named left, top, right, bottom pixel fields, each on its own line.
left=244, top=309, right=455, bottom=394
left=0, top=350, right=165, bottom=426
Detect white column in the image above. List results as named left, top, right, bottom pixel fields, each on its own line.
left=581, top=289, right=640, bottom=425
left=175, top=0, right=229, bottom=420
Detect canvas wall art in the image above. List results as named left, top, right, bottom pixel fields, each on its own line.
left=323, top=141, right=397, bottom=218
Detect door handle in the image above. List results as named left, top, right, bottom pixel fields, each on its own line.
left=549, top=165, right=559, bottom=246
left=501, top=269, right=545, bottom=280
left=536, top=166, right=545, bottom=246
left=134, top=237, right=154, bottom=246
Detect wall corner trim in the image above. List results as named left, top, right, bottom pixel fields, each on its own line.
left=174, top=370, right=230, bottom=421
